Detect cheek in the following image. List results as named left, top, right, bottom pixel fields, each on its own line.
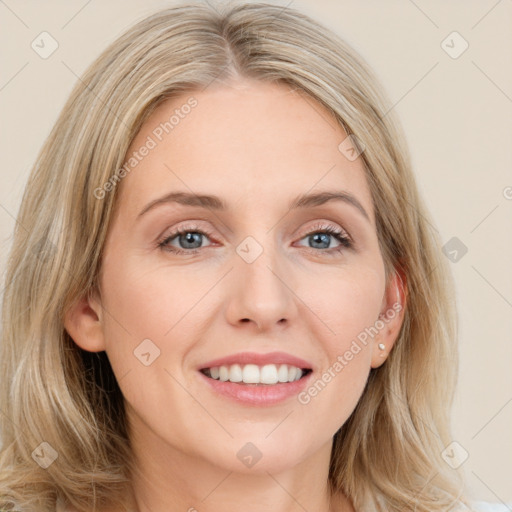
left=101, top=260, right=185, bottom=339
left=303, top=265, right=384, bottom=346
left=97, top=261, right=198, bottom=428
left=299, top=267, right=383, bottom=406
left=96, top=262, right=171, bottom=387
left=98, top=257, right=213, bottom=388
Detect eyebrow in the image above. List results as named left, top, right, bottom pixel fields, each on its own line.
left=137, top=190, right=370, bottom=222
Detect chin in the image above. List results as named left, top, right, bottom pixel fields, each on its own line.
left=210, top=436, right=314, bottom=474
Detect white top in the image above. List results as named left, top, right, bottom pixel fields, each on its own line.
left=471, top=502, right=512, bottom=512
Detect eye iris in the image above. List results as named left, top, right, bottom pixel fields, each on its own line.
left=180, top=232, right=202, bottom=248
left=310, top=233, right=330, bottom=249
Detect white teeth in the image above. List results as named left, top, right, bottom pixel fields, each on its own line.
left=260, top=364, right=278, bottom=384
left=277, top=364, right=288, bottom=382
left=242, top=364, right=260, bottom=384
left=205, top=363, right=307, bottom=384
left=219, top=366, right=229, bottom=381
left=229, top=363, right=243, bottom=383
left=277, top=364, right=289, bottom=382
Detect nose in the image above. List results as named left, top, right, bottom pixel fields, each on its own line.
left=224, top=241, right=299, bottom=332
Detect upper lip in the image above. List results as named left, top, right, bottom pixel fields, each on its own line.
left=198, top=351, right=313, bottom=371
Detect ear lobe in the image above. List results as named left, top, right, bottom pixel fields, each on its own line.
left=63, top=289, right=106, bottom=352
left=370, top=269, right=407, bottom=369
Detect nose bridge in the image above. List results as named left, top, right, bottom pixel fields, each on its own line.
left=227, top=230, right=297, bottom=329
left=237, top=231, right=286, bottom=298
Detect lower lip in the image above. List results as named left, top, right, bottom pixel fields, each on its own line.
left=198, top=370, right=313, bottom=406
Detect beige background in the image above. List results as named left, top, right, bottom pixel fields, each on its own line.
left=1, top=0, right=511, bottom=503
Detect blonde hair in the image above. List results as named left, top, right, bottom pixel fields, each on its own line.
left=0, top=2, right=471, bottom=511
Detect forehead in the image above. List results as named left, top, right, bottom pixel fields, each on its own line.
left=115, top=79, right=374, bottom=223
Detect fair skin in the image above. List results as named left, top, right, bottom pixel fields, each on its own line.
left=65, top=78, right=405, bottom=512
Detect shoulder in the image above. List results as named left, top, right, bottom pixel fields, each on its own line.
left=469, top=501, right=512, bottom=512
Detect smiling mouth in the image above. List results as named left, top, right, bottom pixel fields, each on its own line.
left=200, top=363, right=312, bottom=385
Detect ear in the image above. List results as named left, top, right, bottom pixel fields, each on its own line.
left=63, top=287, right=106, bottom=352
left=370, top=267, right=407, bottom=369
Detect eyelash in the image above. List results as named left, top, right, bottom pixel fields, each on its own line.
left=156, top=222, right=353, bottom=256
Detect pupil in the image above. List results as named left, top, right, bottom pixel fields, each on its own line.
left=182, top=232, right=201, bottom=248
left=311, top=233, right=329, bottom=249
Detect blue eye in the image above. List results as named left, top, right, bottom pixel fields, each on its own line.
left=157, top=225, right=212, bottom=254
left=157, top=223, right=352, bottom=255
left=299, top=225, right=352, bottom=253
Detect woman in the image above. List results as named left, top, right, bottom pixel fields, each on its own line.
left=0, top=2, right=506, bottom=511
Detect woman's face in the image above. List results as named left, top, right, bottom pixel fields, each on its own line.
left=74, top=78, right=403, bottom=475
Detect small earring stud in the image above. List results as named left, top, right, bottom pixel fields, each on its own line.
left=378, top=343, right=385, bottom=350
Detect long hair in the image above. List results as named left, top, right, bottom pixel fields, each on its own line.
left=0, top=2, right=470, bottom=511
